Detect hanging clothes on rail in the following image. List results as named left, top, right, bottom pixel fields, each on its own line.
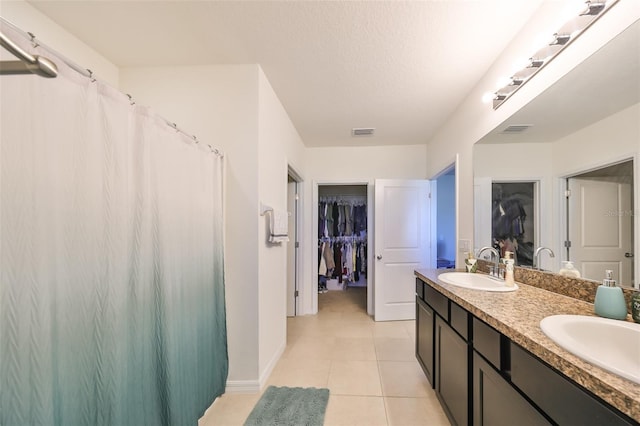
left=318, top=192, right=368, bottom=290
left=354, top=204, right=367, bottom=237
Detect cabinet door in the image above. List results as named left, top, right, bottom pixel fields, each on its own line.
left=436, top=315, right=469, bottom=426
left=473, top=352, right=551, bottom=426
left=416, top=297, right=434, bottom=386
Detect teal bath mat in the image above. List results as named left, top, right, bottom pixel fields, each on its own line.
left=244, top=386, right=330, bottom=426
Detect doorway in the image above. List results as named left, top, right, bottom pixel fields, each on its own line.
left=435, top=167, right=456, bottom=269
left=317, top=184, right=368, bottom=310
left=287, top=168, right=302, bottom=317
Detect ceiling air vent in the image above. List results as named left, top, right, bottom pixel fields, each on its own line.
left=352, top=127, right=375, bottom=137
left=501, top=124, right=532, bottom=134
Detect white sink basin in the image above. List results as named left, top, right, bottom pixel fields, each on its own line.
left=438, top=272, right=518, bottom=292
left=540, top=315, right=640, bottom=384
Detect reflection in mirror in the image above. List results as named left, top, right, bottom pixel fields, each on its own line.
left=473, top=21, right=639, bottom=289
left=566, top=160, right=634, bottom=285
left=492, top=182, right=536, bottom=267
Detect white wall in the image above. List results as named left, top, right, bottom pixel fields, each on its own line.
left=552, top=103, right=640, bottom=177
left=257, top=68, right=306, bottom=383
left=301, top=144, right=427, bottom=315
left=426, top=1, right=640, bottom=269
left=0, top=0, right=119, bottom=86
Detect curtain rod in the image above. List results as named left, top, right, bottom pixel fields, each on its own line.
left=0, top=17, right=224, bottom=158
left=0, top=30, right=57, bottom=78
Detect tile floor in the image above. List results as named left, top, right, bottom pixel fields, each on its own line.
left=199, top=287, right=450, bottom=426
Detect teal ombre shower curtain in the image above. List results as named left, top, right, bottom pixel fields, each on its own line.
left=0, top=20, right=227, bottom=425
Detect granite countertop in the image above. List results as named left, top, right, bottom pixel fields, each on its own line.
left=414, top=268, right=640, bottom=422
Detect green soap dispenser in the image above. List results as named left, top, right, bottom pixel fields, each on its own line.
left=594, top=270, right=627, bottom=320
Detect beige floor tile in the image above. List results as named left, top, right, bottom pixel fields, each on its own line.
left=341, top=309, right=373, bottom=322
left=378, top=361, right=431, bottom=397
left=374, top=337, right=416, bottom=361
left=316, top=309, right=346, bottom=321
left=288, top=316, right=341, bottom=337
left=324, top=395, right=388, bottom=426
left=403, top=320, right=416, bottom=340
left=372, top=321, right=412, bottom=338
left=333, top=321, right=374, bottom=338
left=285, top=334, right=336, bottom=360
left=384, top=395, right=450, bottom=426
left=328, top=360, right=382, bottom=396
left=330, top=337, right=377, bottom=361
left=198, top=393, right=261, bottom=426
left=266, top=357, right=331, bottom=388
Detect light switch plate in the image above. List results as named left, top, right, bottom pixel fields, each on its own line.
left=459, top=239, right=470, bottom=253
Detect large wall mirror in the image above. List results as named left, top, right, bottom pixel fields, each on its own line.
left=473, top=20, right=639, bottom=289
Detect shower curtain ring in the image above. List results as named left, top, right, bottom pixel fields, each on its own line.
left=28, top=32, right=39, bottom=48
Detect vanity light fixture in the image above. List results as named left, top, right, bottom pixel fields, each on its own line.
left=483, top=0, right=618, bottom=109
left=550, top=33, right=572, bottom=46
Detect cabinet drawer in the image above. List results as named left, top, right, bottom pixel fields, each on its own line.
left=415, top=278, right=424, bottom=300
left=450, top=302, right=468, bottom=340
left=511, top=343, right=634, bottom=426
left=473, top=352, right=550, bottom=426
left=424, top=284, right=448, bottom=319
left=473, top=317, right=501, bottom=370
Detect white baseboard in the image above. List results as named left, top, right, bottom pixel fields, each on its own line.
left=225, top=379, right=261, bottom=393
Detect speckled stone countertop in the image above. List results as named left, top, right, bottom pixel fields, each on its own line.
left=414, top=268, right=640, bottom=422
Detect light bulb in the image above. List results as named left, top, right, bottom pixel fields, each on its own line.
left=531, top=31, right=553, bottom=51
left=509, top=56, right=531, bottom=76
left=482, top=92, right=496, bottom=104
left=496, top=76, right=511, bottom=89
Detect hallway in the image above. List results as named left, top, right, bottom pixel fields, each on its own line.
left=201, top=288, right=449, bottom=425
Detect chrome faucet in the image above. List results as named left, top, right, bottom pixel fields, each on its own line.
left=477, top=246, right=501, bottom=278
left=533, top=247, right=555, bottom=270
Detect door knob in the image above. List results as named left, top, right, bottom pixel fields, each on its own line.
left=376, top=255, right=382, bottom=260
left=625, top=252, right=634, bottom=258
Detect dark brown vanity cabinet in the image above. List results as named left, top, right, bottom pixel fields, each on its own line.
left=416, top=278, right=469, bottom=426
left=415, top=277, right=637, bottom=426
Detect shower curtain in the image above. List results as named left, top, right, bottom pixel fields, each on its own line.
left=0, top=21, right=227, bottom=426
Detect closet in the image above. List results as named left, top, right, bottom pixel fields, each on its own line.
left=318, top=185, right=368, bottom=292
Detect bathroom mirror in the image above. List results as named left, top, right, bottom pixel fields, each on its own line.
left=473, top=21, right=639, bottom=288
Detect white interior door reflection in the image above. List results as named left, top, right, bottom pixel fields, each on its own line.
left=567, top=174, right=633, bottom=286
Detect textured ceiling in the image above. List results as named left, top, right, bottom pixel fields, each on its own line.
left=24, top=0, right=547, bottom=147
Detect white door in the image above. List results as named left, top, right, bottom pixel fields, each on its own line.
left=374, top=179, right=431, bottom=321
left=568, top=178, right=633, bottom=285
